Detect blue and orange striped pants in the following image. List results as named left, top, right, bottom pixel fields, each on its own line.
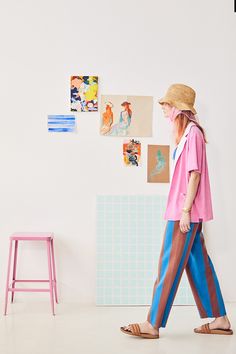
left=147, top=220, right=227, bottom=329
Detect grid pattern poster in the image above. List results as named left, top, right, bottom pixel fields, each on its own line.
left=96, top=195, right=195, bottom=306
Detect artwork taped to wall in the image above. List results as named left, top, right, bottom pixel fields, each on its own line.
left=48, top=115, right=76, bottom=132
left=123, top=139, right=141, bottom=167
left=147, top=145, right=170, bottom=183
left=100, top=95, right=153, bottom=137
left=70, top=76, right=98, bottom=112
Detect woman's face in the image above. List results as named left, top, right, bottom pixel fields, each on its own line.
left=161, top=102, right=173, bottom=118
left=71, top=78, right=83, bottom=89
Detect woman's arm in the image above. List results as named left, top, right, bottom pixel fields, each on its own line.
left=179, top=171, right=201, bottom=233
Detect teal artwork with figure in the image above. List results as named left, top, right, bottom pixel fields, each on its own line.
left=150, top=149, right=166, bottom=177
left=147, top=145, right=170, bottom=183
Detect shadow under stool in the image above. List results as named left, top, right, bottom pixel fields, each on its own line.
left=4, top=232, right=58, bottom=315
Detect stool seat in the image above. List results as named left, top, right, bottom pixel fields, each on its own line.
left=10, top=232, right=54, bottom=241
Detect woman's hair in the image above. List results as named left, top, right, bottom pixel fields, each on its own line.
left=174, top=112, right=208, bottom=145
left=121, top=102, right=132, bottom=117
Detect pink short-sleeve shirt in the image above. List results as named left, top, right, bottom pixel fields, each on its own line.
left=164, top=124, right=213, bottom=222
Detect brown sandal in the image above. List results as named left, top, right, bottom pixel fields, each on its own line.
left=120, top=323, right=159, bottom=339
left=194, top=323, right=233, bottom=335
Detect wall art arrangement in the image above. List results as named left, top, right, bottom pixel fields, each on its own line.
left=147, top=145, right=170, bottom=183
left=100, top=95, right=153, bottom=137
left=48, top=74, right=171, bottom=181
left=123, top=139, right=141, bottom=167
left=48, top=75, right=170, bottom=183
left=70, top=75, right=98, bottom=112
left=48, top=115, right=76, bottom=133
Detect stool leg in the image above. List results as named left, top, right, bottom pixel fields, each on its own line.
left=51, top=239, right=58, bottom=304
left=11, top=240, right=19, bottom=303
left=46, top=240, right=55, bottom=315
left=4, top=239, right=13, bottom=315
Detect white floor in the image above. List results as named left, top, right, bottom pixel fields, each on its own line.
left=0, top=302, right=235, bottom=354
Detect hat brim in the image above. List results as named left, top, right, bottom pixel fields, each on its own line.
left=158, top=97, right=172, bottom=105
left=158, top=98, right=197, bottom=115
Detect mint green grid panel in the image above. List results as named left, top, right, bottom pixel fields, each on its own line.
left=96, top=195, right=195, bottom=306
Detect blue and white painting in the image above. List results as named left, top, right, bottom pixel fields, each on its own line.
left=48, top=115, right=76, bottom=132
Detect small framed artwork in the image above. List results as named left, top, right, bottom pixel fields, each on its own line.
left=147, top=145, right=170, bottom=183
left=123, top=139, right=141, bottom=167
left=48, top=115, right=76, bottom=132
left=70, top=76, right=98, bottom=112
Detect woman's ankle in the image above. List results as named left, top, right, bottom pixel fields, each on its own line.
left=146, top=320, right=158, bottom=331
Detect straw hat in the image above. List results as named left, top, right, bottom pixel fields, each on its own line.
left=158, top=83, right=197, bottom=114
left=105, top=101, right=114, bottom=108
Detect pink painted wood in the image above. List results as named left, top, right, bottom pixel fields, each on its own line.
left=4, top=232, right=58, bottom=315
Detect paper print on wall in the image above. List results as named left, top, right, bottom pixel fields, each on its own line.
left=123, top=139, right=141, bottom=166
left=96, top=195, right=195, bottom=305
left=147, top=145, right=170, bottom=183
left=70, top=76, right=98, bottom=112
left=48, top=115, right=76, bottom=132
left=100, top=95, right=153, bottom=137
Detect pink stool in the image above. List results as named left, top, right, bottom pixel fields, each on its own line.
left=4, top=232, right=58, bottom=315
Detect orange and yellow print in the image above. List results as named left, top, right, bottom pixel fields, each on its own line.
left=123, top=139, right=141, bottom=167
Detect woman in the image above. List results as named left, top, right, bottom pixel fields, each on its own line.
left=100, top=101, right=114, bottom=135
left=109, top=101, right=132, bottom=136
left=120, top=83, right=233, bottom=339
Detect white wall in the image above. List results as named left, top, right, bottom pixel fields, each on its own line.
left=0, top=0, right=235, bottom=304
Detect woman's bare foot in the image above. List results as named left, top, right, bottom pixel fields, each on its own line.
left=123, top=320, right=159, bottom=335
left=195, top=315, right=231, bottom=331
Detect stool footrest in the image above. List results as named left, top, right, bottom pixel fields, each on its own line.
left=8, top=288, right=50, bottom=292
left=12, top=280, right=52, bottom=283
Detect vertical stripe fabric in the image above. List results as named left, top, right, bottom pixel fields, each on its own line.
left=147, top=220, right=226, bottom=329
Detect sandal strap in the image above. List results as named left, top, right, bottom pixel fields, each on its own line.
left=130, top=323, right=141, bottom=335
left=202, top=323, right=210, bottom=333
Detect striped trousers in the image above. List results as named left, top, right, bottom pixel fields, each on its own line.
left=147, top=220, right=227, bottom=329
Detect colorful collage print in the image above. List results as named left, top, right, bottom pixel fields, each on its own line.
left=70, top=76, right=98, bottom=112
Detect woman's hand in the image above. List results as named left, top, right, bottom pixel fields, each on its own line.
left=179, top=212, right=191, bottom=233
